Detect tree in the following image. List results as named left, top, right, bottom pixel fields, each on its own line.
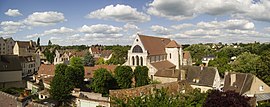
left=48, top=40, right=52, bottom=46
left=184, top=44, right=215, bottom=63
left=49, top=74, right=73, bottom=104
left=96, top=57, right=105, bottom=65
left=55, top=64, right=68, bottom=76
left=69, top=57, right=85, bottom=88
left=231, top=52, right=261, bottom=74
left=114, top=66, right=133, bottom=89
left=43, top=48, right=55, bottom=64
left=106, top=45, right=130, bottom=65
left=203, top=90, right=251, bottom=107
left=70, top=57, right=83, bottom=67
left=83, top=51, right=95, bottom=66
left=89, top=68, right=117, bottom=96
left=208, top=57, right=231, bottom=77
left=134, top=66, right=150, bottom=87
left=37, top=37, right=40, bottom=47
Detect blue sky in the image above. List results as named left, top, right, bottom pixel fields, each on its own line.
left=0, top=0, right=270, bottom=45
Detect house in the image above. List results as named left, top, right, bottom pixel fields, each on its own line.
left=13, top=40, right=37, bottom=56
left=35, top=46, right=51, bottom=64
left=0, top=37, right=15, bottom=55
left=19, top=56, right=36, bottom=77
left=0, top=55, right=23, bottom=88
left=183, top=51, right=192, bottom=66
left=76, top=92, right=110, bottom=107
left=154, top=66, right=221, bottom=92
left=201, top=55, right=215, bottom=66
left=223, top=72, right=270, bottom=101
left=84, top=65, right=117, bottom=81
left=125, top=34, right=186, bottom=80
left=53, top=50, right=70, bottom=65
left=89, top=47, right=112, bottom=61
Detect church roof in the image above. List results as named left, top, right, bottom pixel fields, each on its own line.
left=165, top=40, right=181, bottom=48
left=138, top=34, right=171, bottom=56
left=150, top=60, right=176, bottom=70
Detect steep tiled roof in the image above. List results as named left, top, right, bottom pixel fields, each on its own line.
left=184, top=66, right=217, bottom=87
left=154, top=69, right=180, bottom=78
left=90, top=47, right=102, bottom=54
left=139, top=34, right=171, bottom=55
left=223, top=72, right=254, bottom=94
left=38, top=64, right=56, bottom=76
left=84, top=65, right=117, bottom=79
left=165, top=40, right=181, bottom=48
left=150, top=60, right=176, bottom=70
left=0, top=55, right=22, bottom=71
left=0, top=91, right=18, bottom=107
left=100, top=50, right=112, bottom=58
left=17, top=41, right=36, bottom=49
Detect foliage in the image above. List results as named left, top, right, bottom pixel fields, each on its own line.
left=114, top=66, right=133, bottom=89
left=49, top=74, right=73, bottom=103
left=96, top=57, right=106, bottom=65
left=150, top=79, right=161, bottom=84
left=69, top=57, right=83, bottom=67
left=43, top=48, right=55, bottom=64
left=55, top=64, right=68, bottom=76
left=184, top=44, right=215, bottom=63
left=106, top=45, right=130, bottom=65
left=0, top=87, right=24, bottom=96
left=112, top=88, right=208, bottom=107
left=203, top=90, right=251, bottom=107
left=83, top=51, right=95, bottom=66
left=231, top=52, right=262, bottom=74
left=48, top=40, right=52, bottom=46
left=134, top=66, right=150, bottom=87
left=89, top=68, right=117, bottom=96
left=208, top=57, right=231, bottom=77
left=65, top=66, right=84, bottom=88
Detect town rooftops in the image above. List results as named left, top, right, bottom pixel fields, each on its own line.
left=0, top=55, right=22, bottom=71
left=183, top=51, right=191, bottom=59
left=84, top=65, right=117, bottom=79
left=150, top=60, right=176, bottom=70
left=154, top=69, right=180, bottom=78
left=16, top=41, right=36, bottom=49
left=223, top=72, right=254, bottom=94
left=138, top=34, right=171, bottom=55
left=38, top=64, right=56, bottom=76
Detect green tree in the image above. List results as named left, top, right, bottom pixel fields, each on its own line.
left=106, top=46, right=130, bottom=65
left=83, top=51, right=95, bottom=66
left=48, top=40, right=52, bottom=46
left=96, top=57, right=105, bottom=65
left=43, top=48, right=55, bottom=64
left=231, top=52, right=261, bottom=74
left=184, top=44, right=214, bottom=63
left=69, top=57, right=85, bottom=88
left=89, top=68, right=117, bottom=96
left=70, top=57, right=83, bottom=66
left=37, top=37, right=40, bottom=47
left=114, top=66, right=133, bottom=89
left=134, top=66, right=150, bottom=87
left=55, top=64, right=68, bottom=75
left=208, top=57, right=231, bottom=77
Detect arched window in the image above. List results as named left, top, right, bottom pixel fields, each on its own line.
left=136, top=56, right=139, bottom=66
left=140, top=57, right=143, bottom=66
left=132, top=45, right=143, bottom=53
left=132, top=56, right=135, bottom=65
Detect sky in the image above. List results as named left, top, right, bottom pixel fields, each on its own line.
left=0, top=0, right=270, bottom=45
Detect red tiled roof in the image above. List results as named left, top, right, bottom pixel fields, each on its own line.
left=150, top=60, right=176, bottom=70
left=38, top=64, right=56, bottom=76
left=139, top=34, right=171, bottom=56
left=166, top=40, right=181, bottom=48
left=84, top=65, right=117, bottom=79
left=183, top=51, right=191, bottom=59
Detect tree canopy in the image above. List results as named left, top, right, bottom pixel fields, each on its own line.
left=114, top=66, right=133, bottom=89
left=134, top=66, right=150, bottom=87
left=83, top=51, right=95, bottom=66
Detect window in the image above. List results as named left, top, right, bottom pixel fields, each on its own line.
left=132, top=56, right=135, bottom=65
left=132, top=45, right=143, bottom=53
left=169, top=53, right=172, bottom=59
left=136, top=56, right=139, bottom=66
left=259, top=85, right=264, bottom=91
left=140, top=57, right=143, bottom=66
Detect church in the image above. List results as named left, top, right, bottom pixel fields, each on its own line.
left=124, top=34, right=192, bottom=80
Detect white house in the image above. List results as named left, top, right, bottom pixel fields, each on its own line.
left=125, top=34, right=185, bottom=80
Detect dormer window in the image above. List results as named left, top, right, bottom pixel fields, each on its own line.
left=259, top=85, right=264, bottom=91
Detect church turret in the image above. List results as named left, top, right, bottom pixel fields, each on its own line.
left=165, top=40, right=183, bottom=69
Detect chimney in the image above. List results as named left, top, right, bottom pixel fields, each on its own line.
left=200, top=64, right=204, bottom=71
left=230, top=74, right=236, bottom=86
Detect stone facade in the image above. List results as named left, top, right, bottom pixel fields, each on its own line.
left=0, top=37, right=15, bottom=55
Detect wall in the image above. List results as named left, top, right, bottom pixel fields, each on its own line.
left=0, top=70, right=22, bottom=82
left=154, top=76, right=178, bottom=83
left=190, top=85, right=213, bottom=93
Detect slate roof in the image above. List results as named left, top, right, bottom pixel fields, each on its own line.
left=150, top=60, right=176, bottom=70
left=138, top=34, right=171, bottom=56
left=185, top=66, right=217, bottom=87
left=165, top=40, right=181, bottom=48
left=0, top=55, right=22, bottom=71
left=223, top=72, right=254, bottom=94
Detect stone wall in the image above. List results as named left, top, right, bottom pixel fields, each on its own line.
left=109, top=80, right=193, bottom=100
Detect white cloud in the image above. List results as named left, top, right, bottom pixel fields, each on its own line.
left=24, top=11, right=66, bottom=26
left=151, top=25, right=171, bottom=35
left=5, top=9, right=23, bottom=17
left=79, top=24, right=122, bottom=34
left=86, top=4, right=150, bottom=23
left=124, top=23, right=139, bottom=31
left=147, top=0, right=270, bottom=22
left=184, top=29, right=221, bottom=36
left=264, top=27, right=270, bottom=32
left=26, top=33, right=41, bottom=38
left=197, top=19, right=255, bottom=30
left=0, top=21, right=25, bottom=36
left=171, top=23, right=194, bottom=30
left=44, top=27, right=74, bottom=35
